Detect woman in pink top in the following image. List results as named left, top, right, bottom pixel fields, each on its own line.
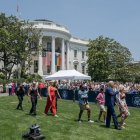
left=38, top=82, right=44, bottom=95
left=96, top=87, right=106, bottom=122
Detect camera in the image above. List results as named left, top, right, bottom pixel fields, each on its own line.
left=22, top=124, right=45, bottom=140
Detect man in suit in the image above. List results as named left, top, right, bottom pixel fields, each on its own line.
left=105, top=81, right=119, bottom=129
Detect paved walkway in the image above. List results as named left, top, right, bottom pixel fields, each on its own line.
left=0, top=93, right=9, bottom=97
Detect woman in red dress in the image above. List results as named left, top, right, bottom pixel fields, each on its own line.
left=44, top=81, right=61, bottom=117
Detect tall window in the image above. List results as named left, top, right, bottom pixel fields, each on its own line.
left=74, top=64, right=77, bottom=70
left=47, top=42, right=51, bottom=52
left=74, top=50, right=77, bottom=58
left=82, top=65, right=85, bottom=74
left=82, top=51, right=85, bottom=59
left=86, top=68, right=88, bottom=74
left=34, top=60, right=38, bottom=73
left=47, top=66, right=51, bottom=74
left=30, top=42, right=37, bottom=51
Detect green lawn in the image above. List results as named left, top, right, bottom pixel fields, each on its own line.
left=0, top=95, right=140, bottom=140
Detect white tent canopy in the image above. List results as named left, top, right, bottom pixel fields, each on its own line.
left=45, top=70, right=91, bottom=80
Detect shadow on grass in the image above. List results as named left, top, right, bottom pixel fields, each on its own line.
left=99, top=124, right=120, bottom=130
left=25, top=113, right=37, bottom=117
left=74, top=119, right=87, bottom=122
left=99, top=124, right=106, bottom=128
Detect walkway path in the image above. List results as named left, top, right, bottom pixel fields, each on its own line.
left=0, top=93, right=9, bottom=97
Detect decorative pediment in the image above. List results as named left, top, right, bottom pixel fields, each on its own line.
left=73, top=59, right=79, bottom=64
left=81, top=60, right=86, bottom=66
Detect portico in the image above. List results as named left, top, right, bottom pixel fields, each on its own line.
left=38, top=36, right=69, bottom=76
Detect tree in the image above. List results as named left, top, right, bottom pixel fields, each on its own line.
left=0, top=13, right=41, bottom=79
left=87, top=37, right=109, bottom=81
left=127, top=62, right=140, bottom=83
left=87, top=36, right=133, bottom=82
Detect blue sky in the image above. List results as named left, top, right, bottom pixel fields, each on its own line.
left=0, top=0, right=140, bottom=60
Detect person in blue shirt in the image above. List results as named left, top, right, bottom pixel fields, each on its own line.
left=105, top=81, right=119, bottom=129
left=77, top=84, right=94, bottom=123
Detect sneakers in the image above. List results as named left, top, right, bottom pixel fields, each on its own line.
left=88, top=120, right=94, bottom=123
left=121, top=126, right=125, bottom=129
left=32, top=113, right=36, bottom=116
left=78, top=120, right=82, bottom=123
left=123, top=122, right=126, bottom=126
left=77, top=120, right=94, bottom=123
left=54, top=115, right=59, bottom=117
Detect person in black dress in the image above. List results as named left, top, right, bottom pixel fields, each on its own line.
left=28, top=83, right=42, bottom=116
left=16, top=84, right=25, bottom=110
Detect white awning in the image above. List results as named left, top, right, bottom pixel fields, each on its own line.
left=45, top=69, right=91, bottom=80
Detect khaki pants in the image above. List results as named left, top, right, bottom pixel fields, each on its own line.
left=79, top=104, right=90, bottom=110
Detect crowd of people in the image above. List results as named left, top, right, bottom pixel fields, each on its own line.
left=77, top=81, right=130, bottom=129
left=57, top=81, right=140, bottom=94
left=1, top=80, right=140, bottom=95
left=0, top=80, right=132, bottom=130
left=15, top=81, right=60, bottom=117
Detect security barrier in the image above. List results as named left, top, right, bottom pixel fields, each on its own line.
left=41, top=89, right=140, bottom=108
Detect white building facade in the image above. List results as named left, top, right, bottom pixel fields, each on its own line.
left=29, top=19, right=89, bottom=77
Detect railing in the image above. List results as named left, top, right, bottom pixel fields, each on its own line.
left=31, top=21, right=70, bottom=34
left=40, top=89, right=140, bottom=108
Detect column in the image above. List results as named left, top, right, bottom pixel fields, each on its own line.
left=38, top=37, right=43, bottom=76
left=25, top=61, right=29, bottom=74
left=66, top=42, right=70, bottom=70
left=61, top=38, right=65, bottom=70
left=51, top=36, right=55, bottom=74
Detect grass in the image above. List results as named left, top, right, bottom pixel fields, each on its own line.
left=0, top=95, right=140, bottom=140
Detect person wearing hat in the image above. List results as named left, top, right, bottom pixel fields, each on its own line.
left=44, top=80, right=61, bottom=117
left=28, top=82, right=42, bottom=116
